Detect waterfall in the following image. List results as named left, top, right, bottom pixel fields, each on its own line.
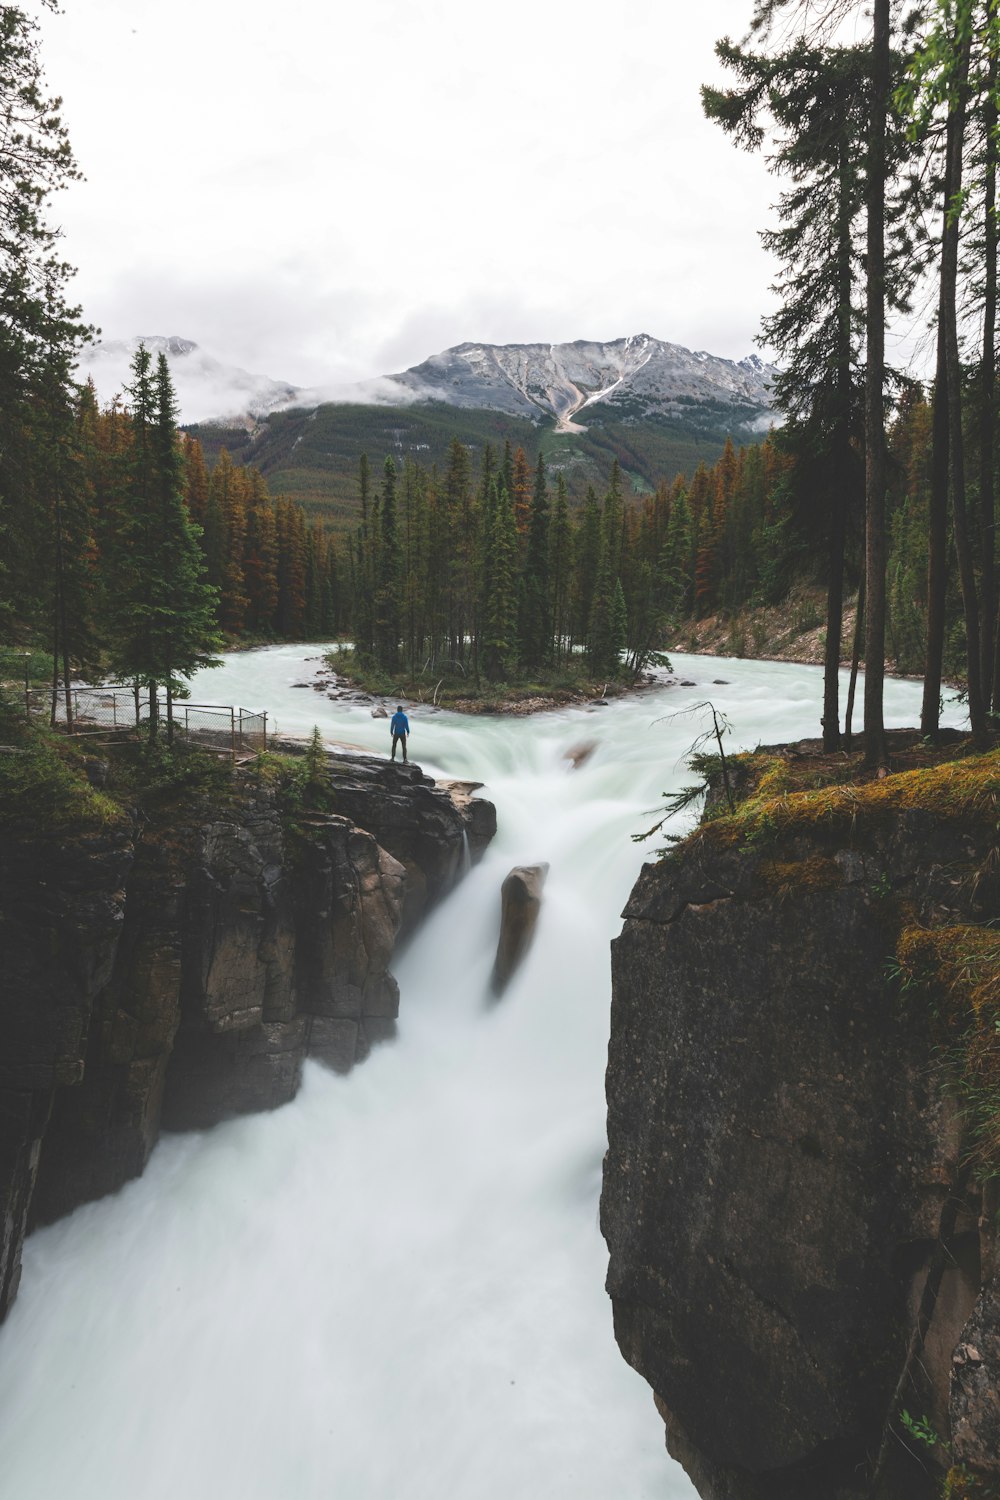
left=0, top=646, right=961, bottom=1500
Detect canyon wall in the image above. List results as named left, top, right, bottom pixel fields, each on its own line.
left=0, top=753, right=494, bottom=1322
left=602, top=761, right=1000, bottom=1498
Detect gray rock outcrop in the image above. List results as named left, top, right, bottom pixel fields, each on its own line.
left=602, top=785, right=1000, bottom=1499
left=490, top=863, right=548, bottom=998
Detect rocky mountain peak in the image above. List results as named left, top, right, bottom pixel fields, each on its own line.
left=384, top=334, right=778, bottom=433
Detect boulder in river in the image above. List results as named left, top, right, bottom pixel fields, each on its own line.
left=490, top=863, right=549, bottom=998
left=563, top=741, right=597, bottom=770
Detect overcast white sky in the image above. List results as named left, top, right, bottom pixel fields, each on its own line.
left=38, top=0, right=784, bottom=387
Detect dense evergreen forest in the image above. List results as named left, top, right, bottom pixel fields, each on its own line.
left=3, top=0, right=1000, bottom=760
left=188, top=397, right=756, bottom=527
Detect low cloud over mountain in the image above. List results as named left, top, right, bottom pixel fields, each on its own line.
left=78, top=333, right=777, bottom=435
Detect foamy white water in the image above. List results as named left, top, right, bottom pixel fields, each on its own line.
left=0, top=648, right=964, bottom=1500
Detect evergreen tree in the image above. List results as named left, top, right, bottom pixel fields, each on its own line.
left=243, top=469, right=279, bottom=633
left=374, top=456, right=402, bottom=668
left=275, top=496, right=307, bottom=637
left=549, top=475, right=574, bottom=664
left=0, top=5, right=93, bottom=641
left=574, top=488, right=602, bottom=642
left=352, top=453, right=375, bottom=656
left=660, top=487, right=693, bottom=622
left=182, top=434, right=210, bottom=527
left=481, top=481, right=518, bottom=681
left=511, top=446, right=532, bottom=539
left=518, top=453, right=550, bottom=669
left=105, top=347, right=220, bottom=739
left=443, top=437, right=474, bottom=669
left=208, top=449, right=249, bottom=633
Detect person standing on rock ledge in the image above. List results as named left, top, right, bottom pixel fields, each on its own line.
left=390, top=705, right=410, bottom=762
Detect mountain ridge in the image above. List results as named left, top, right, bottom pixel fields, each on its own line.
left=384, top=332, right=777, bottom=433
left=78, top=331, right=778, bottom=435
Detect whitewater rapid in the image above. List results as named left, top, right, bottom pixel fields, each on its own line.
left=0, top=648, right=963, bottom=1500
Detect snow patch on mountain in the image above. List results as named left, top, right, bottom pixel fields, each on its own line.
left=77, top=333, right=778, bottom=433
left=385, top=334, right=778, bottom=432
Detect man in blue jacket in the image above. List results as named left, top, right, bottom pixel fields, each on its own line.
left=390, top=705, right=410, bottom=762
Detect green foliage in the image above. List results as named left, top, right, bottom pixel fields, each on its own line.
left=0, top=726, right=122, bottom=832
left=0, top=646, right=52, bottom=685
left=252, top=733, right=335, bottom=826
left=481, top=481, right=519, bottom=682
left=187, top=399, right=755, bottom=532
left=896, top=919, right=1000, bottom=1178
left=634, top=704, right=737, bottom=851
left=899, top=1404, right=941, bottom=1452
left=0, top=5, right=95, bottom=651
left=103, top=349, right=223, bottom=735
left=107, top=736, right=234, bottom=812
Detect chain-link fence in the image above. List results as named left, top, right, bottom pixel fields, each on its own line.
left=0, top=653, right=269, bottom=755
left=37, top=687, right=268, bottom=756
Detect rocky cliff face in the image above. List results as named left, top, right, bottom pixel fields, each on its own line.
left=385, top=335, right=778, bottom=431
left=0, top=753, right=494, bottom=1322
left=602, top=756, right=1000, bottom=1499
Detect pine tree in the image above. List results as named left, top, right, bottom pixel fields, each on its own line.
left=659, top=487, right=693, bottom=622
left=609, top=578, right=628, bottom=669
left=37, top=338, right=97, bottom=723
left=511, top=446, right=532, bottom=539
left=518, top=452, right=550, bottom=669
left=443, top=437, right=473, bottom=669
left=0, top=5, right=93, bottom=643
left=209, top=449, right=250, bottom=633
left=183, top=434, right=210, bottom=527
left=374, top=456, right=402, bottom=668
left=104, top=347, right=221, bottom=739
left=352, top=453, right=375, bottom=656
left=574, top=488, right=602, bottom=642
left=549, top=475, right=574, bottom=664
left=148, top=354, right=222, bottom=739
left=481, top=481, right=517, bottom=682
left=275, top=496, right=307, bottom=637
left=243, top=469, right=279, bottom=632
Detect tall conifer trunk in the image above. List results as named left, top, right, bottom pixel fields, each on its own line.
left=941, top=27, right=987, bottom=740
left=980, top=47, right=997, bottom=711
left=864, top=0, right=891, bottom=767
left=845, top=569, right=865, bottom=750
left=823, top=141, right=853, bottom=750
left=921, top=287, right=952, bottom=738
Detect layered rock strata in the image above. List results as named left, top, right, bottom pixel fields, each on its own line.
left=602, top=779, right=1000, bottom=1498
left=0, top=754, right=494, bottom=1322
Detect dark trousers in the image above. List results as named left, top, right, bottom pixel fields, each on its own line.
left=391, top=732, right=407, bottom=761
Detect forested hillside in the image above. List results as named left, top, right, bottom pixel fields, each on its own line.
left=187, top=399, right=747, bottom=528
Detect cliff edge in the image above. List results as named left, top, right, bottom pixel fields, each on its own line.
left=0, top=745, right=495, bottom=1322
left=602, top=743, right=1000, bottom=1499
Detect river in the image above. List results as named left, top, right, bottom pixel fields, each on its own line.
left=0, top=648, right=963, bottom=1499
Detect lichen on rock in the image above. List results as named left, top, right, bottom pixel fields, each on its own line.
left=602, top=742, right=1000, bottom=1500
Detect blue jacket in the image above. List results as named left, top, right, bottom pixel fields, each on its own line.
left=390, top=711, right=409, bottom=736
